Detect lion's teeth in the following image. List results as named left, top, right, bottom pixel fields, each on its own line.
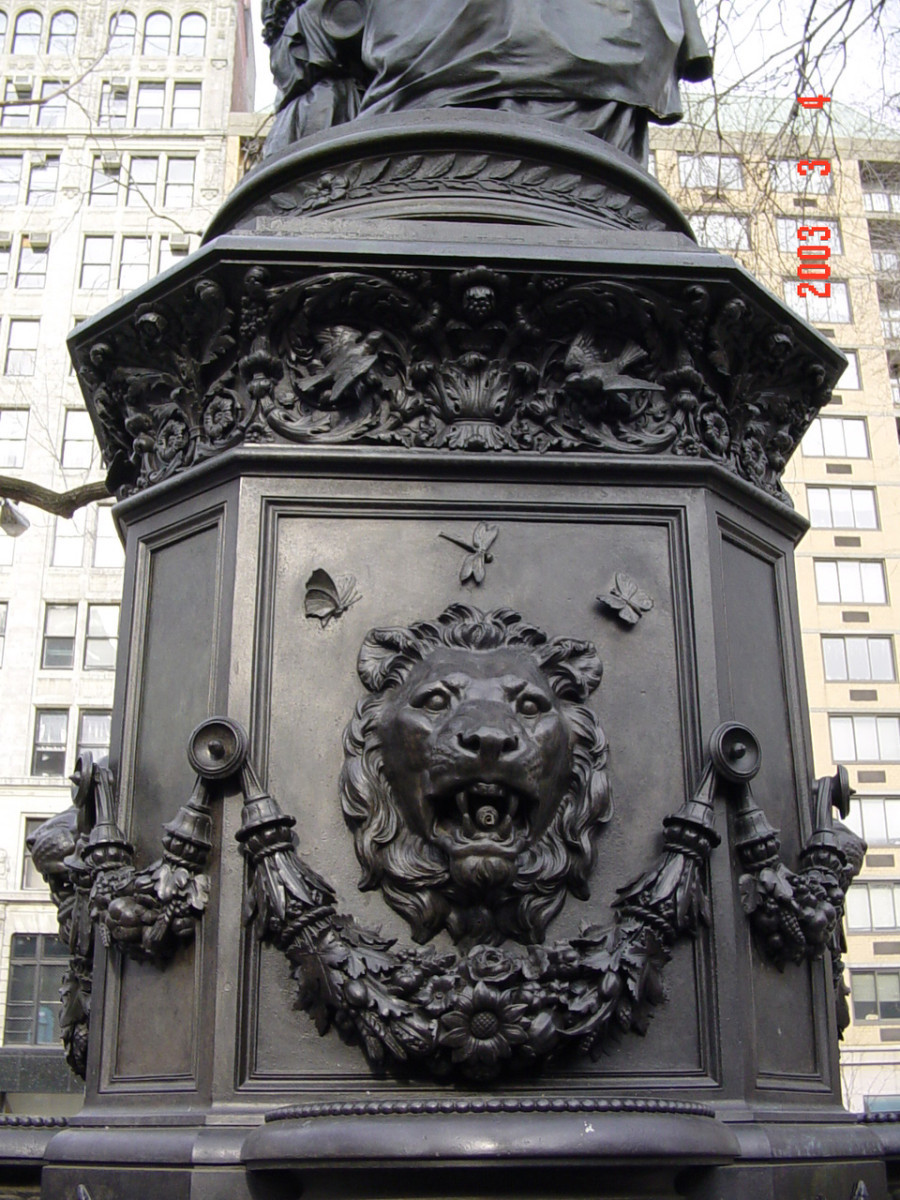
left=507, top=793, right=519, bottom=819
left=497, top=815, right=512, bottom=836
left=470, top=782, right=504, bottom=798
left=462, top=812, right=476, bottom=837
left=455, top=792, right=468, bottom=818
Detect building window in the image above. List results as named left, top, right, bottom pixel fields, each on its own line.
left=84, top=603, right=118, bottom=670
left=163, top=157, right=194, bottom=208
left=861, top=161, right=900, bottom=214
left=847, top=796, right=900, bottom=845
left=21, top=818, right=48, bottom=889
left=31, top=708, right=68, bottom=775
left=61, top=409, right=94, bottom=468
left=142, top=10, right=171, bottom=53
left=770, top=158, right=833, bottom=194
left=0, top=156, right=21, bottom=204
left=47, top=9, right=76, bottom=52
left=178, top=12, right=205, bottom=55
left=118, top=236, right=150, bottom=288
left=37, top=79, right=66, bottom=127
left=836, top=350, right=861, bottom=390
left=852, top=971, right=900, bottom=1023
left=80, top=235, right=113, bottom=289
left=807, top=486, right=878, bottom=530
left=776, top=216, right=842, bottom=254
left=126, top=155, right=156, bottom=206
left=170, top=82, right=200, bottom=128
left=846, top=882, right=900, bottom=932
left=16, top=237, right=48, bottom=289
left=5, top=319, right=38, bottom=375
left=41, top=603, right=76, bottom=669
left=3, top=934, right=68, bottom=1045
left=814, top=559, right=887, bottom=606
left=678, top=154, right=743, bottom=191
left=783, top=280, right=851, bottom=324
left=27, top=155, right=58, bottom=205
left=77, top=709, right=111, bottom=759
left=2, top=79, right=31, bottom=127
left=884, top=305, right=900, bottom=341
left=823, top=635, right=895, bottom=682
left=159, top=234, right=189, bottom=272
left=0, top=11, right=7, bottom=46
left=93, top=506, right=123, bottom=567
left=690, top=213, right=750, bottom=251
left=107, top=9, right=135, bottom=53
left=0, top=408, right=28, bottom=467
left=873, top=247, right=900, bottom=274
left=830, top=715, right=900, bottom=763
left=51, top=511, right=85, bottom=567
left=135, top=81, right=165, bottom=127
left=0, top=600, right=6, bottom=665
left=90, top=155, right=119, bottom=205
left=12, top=9, right=42, bottom=53
left=98, top=81, right=128, bottom=128
left=869, top=219, right=900, bottom=273
left=802, top=416, right=868, bottom=458
left=0, top=240, right=8, bottom=286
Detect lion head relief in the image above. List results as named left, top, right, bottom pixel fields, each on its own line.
left=340, top=604, right=611, bottom=948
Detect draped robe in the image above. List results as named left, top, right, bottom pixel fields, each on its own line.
left=264, top=0, right=712, bottom=162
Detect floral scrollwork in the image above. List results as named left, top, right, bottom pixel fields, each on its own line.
left=73, top=263, right=838, bottom=505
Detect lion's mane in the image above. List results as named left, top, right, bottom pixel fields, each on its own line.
left=340, top=604, right=611, bottom=946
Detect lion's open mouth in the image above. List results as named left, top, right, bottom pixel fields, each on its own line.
left=430, top=781, right=529, bottom=844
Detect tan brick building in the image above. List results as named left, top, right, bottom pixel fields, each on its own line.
left=0, top=0, right=254, bottom=1111
left=653, top=95, right=900, bottom=1113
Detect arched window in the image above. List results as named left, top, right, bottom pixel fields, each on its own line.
left=142, top=10, right=171, bottom=54
left=177, top=11, right=204, bottom=55
left=107, top=9, right=135, bottom=53
left=0, top=12, right=8, bottom=47
left=47, top=10, right=76, bottom=51
left=11, top=9, right=42, bottom=53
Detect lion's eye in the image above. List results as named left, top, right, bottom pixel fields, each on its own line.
left=416, top=689, right=450, bottom=713
left=517, top=693, right=549, bottom=717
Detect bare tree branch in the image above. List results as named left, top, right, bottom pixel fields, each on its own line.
left=0, top=477, right=109, bottom=518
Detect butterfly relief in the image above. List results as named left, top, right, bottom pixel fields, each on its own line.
left=304, top=568, right=362, bottom=626
left=598, top=572, right=653, bottom=626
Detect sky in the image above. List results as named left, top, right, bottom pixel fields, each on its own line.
left=249, top=0, right=900, bottom=127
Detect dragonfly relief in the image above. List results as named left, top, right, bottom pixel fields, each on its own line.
left=438, top=522, right=499, bottom=585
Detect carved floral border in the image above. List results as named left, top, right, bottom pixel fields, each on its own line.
left=72, top=263, right=835, bottom=504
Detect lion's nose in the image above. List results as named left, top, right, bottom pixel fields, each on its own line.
left=457, top=726, right=519, bottom=760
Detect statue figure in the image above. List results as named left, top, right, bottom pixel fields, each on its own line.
left=261, top=0, right=713, bottom=164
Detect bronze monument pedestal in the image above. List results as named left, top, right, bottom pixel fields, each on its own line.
left=21, top=115, right=896, bottom=1200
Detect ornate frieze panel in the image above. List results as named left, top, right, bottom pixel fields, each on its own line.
left=71, top=261, right=838, bottom=505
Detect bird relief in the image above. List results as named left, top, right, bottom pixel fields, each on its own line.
left=561, top=334, right=663, bottom=420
